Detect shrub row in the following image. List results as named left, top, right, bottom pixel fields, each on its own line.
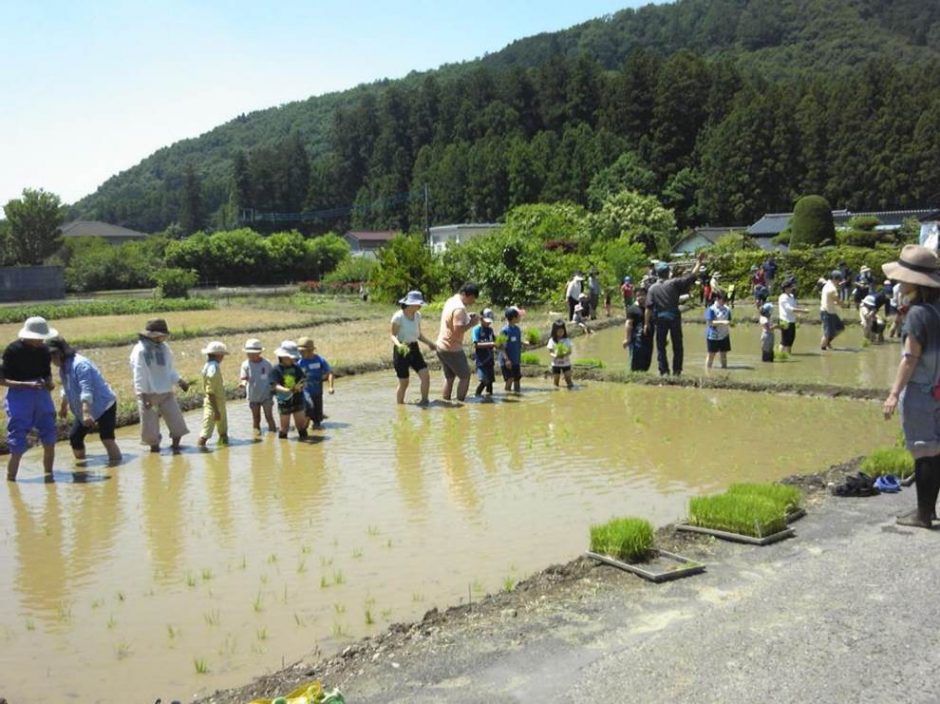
left=0, top=297, right=215, bottom=324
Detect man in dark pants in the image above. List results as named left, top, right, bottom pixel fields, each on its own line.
left=644, top=254, right=704, bottom=376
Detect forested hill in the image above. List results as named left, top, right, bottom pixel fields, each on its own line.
left=72, top=0, right=940, bottom=235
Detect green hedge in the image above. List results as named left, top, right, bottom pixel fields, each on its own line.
left=0, top=297, right=215, bottom=324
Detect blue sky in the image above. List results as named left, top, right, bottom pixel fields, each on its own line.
left=1, top=1, right=662, bottom=214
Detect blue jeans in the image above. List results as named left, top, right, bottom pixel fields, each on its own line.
left=654, top=315, right=684, bottom=375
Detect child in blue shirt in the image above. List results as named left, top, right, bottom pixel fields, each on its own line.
left=297, top=336, right=334, bottom=429
left=499, top=307, right=523, bottom=392
left=471, top=308, right=497, bottom=397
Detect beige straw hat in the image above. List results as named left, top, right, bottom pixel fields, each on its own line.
left=882, top=245, right=940, bottom=288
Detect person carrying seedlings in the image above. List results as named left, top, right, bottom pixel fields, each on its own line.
left=623, top=286, right=653, bottom=372
left=820, top=269, right=845, bottom=350
left=129, top=318, right=190, bottom=453
left=882, top=245, right=940, bottom=528
left=644, top=253, right=704, bottom=376
left=390, top=290, right=437, bottom=405
left=860, top=290, right=889, bottom=343
left=565, top=271, right=583, bottom=322
left=2, top=317, right=59, bottom=481
left=704, top=291, right=732, bottom=370
left=435, top=282, right=480, bottom=402
left=777, top=277, right=807, bottom=355
left=620, top=276, right=635, bottom=313
left=297, top=336, right=334, bottom=429
left=239, top=339, right=277, bottom=434
left=271, top=340, right=307, bottom=439
left=47, top=336, right=122, bottom=465
left=471, top=308, right=497, bottom=397
left=547, top=319, right=574, bottom=389
left=197, top=341, right=229, bottom=448
left=499, top=306, right=523, bottom=392
left=571, top=293, right=593, bottom=335
left=759, top=302, right=775, bottom=363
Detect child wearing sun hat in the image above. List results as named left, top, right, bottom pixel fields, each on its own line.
left=239, top=338, right=277, bottom=434
left=198, top=341, right=229, bottom=447
left=271, top=340, right=307, bottom=439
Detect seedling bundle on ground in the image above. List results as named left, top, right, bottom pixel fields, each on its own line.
left=860, top=447, right=914, bottom=479
left=688, top=489, right=791, bottom=539
left=589, top=517, right=654, bottom=562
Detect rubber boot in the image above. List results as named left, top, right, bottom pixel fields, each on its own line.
left=928, top=454, right=940, bottom=521
left=897, top=457, right=933, bottom=528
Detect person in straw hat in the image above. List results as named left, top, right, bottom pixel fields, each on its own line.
left=390, top=290, right=437, bottom=405
left=198, top=341, right=228, bottom=448
left=1, top=317, right=59, bottom=481
left=882, top=245, right=940, bottom=527
left=239, top=338, right=277, bottom=434
left=129, top=318, right=190, bottom=453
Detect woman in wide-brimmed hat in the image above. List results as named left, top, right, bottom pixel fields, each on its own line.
left=2, top=317, right=59, bottom=481
left=390, top=290, right=437, bottom=405
left=128, top=318, right=190, bottom=453
left=882, top=245, right=940, bottom=527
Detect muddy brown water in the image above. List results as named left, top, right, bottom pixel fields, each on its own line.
left=0, top=374, right=896, bottom=702
left=541, top=320, right=899, bottom=389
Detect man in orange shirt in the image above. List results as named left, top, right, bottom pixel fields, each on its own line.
left=435, top=283, right=480, bottom=402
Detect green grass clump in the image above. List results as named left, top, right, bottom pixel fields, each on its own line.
left=726, top=482, right=802, bottom=512
left=573, top=357, right=605, bottom=368
left=524, top=328, right=542, bottom=345
left=861, top=447, right=914, bottom=479
left=520, top=352, right=541, bottom=365
left=589, top=517, right=654, bottom=562
left=689, top=494, right=787, bottom=538
left=0, top=297, right=215, bottom=324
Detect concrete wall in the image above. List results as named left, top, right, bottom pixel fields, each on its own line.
left=0, top=266, right=66, bottom=302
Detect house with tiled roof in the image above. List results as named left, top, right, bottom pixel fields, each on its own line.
left=671, top=226, right=743, bottom=254
left=343, top=230, right=398, bottom=255
left=747, top=208, right=939, bottom=247
left=61, top=220, right=150, bottom=245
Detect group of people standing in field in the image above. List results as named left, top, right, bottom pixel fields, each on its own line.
left=1, top=316, right=335, bottom=481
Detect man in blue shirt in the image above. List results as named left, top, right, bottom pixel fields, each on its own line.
left=297, top=336, right=334, bottom=430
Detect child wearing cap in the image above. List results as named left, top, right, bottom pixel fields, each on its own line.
left=2, top=316, right=58, bottom=481
left=759, top=302, right=775, bottom=362
left=499, top=307, right=523, bottom=392
left=297, top=337, right=334, bottom=429
left=471, top=309, right=497, bottom=397
left=197, top=341, right=228, bottom=447
left=271, top=341, right=307, bottom=439
left=239, top=339, right=277, bottom=434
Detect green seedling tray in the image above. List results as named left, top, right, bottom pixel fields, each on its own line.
left=585, top=549, right=706, bottom=583
left=675, top=523, right=795, bottom=545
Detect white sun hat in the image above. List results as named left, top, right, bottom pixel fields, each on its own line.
left=18, top=316, right=58, bottom=340
left=201, top=341, right=228, bottom=355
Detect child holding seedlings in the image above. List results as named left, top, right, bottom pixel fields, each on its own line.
left=471, top=308, right=497, bottom=397
left=271, top=340, right=307, bottom=439
left=198, top=341, right=228, bottom=447
left=759, top=302, right=775, bottom=362
left=704, top=291, right=732, bottom=369
left=297, top=336, right=334, bottom=429
left=239, top=339, right=277, bottom=434
left=547, top=319, right=574, bottom=388
left=390, top=290, right=437, bottom=405
left=499, top=307, right=523, bottom=392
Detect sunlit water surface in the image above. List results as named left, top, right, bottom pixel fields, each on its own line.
left=0, top=374, right=895, bottom=702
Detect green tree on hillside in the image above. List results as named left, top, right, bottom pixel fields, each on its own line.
left=3, top=188, right=63, bottom=265
left=789, top=195, right=834, bottom=248
left=179, top=164, right=205, bottom=235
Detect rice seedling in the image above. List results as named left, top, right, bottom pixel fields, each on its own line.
left=333, top=569, right=345, bottom=585
left=167, top=624, right=179, bottom=640
left=106, top=615, right=117, bottom=630
left=294, top=612, right=307, bottom=627
left=726, top=482, right=803, bottom=512
left=25, top=618, right=35, bottom=631
left=520, top=352, right=541, bottom=365
left=494, top=333, right=508, bottom=348
left=689, top=494, right=787, bottom=538
left=297, top=559, right=307, bottom=574
left=320, top=556, right=333, bottom=567
left=256, top=627, right=268, bottom=641
left=861, top=447, right=915, bottom=479
left=380, top=608, right=393, bottom=620
left=471, top=579, right=485, bottom=595
left=114, top=642, right=131, bottom=660
left=524, top=328, right=542, bottom=345
left=573, top=357, right=605, bottom=368
left=259, top=573, right=269, bottom=584
left=330, top=622, right=348, bottom=638
left=352, top=548, right=363, bottom=559
left=252, top=592, right=264, bottom=612
left=365, top=609, right=375, bottom=626
left=240, top=555, right=247, bottom=570
left=193, top=657, right=209, bottom=674
left=774, top=350, right=791, bottom=361
left=365, top=596, right=376, bottom=607
left=185, top=573, right=197, bottom=588
left=57, top=603, right=72, bottom=623
left=412, top=592, right=425, bottom=603
left=589, top=517, right=654, bottom=562
left=267, top=553, right=278, bottom=564
left=502, top=576, right=516, bottom=593
left=281, top=584, right=289, bottom=604
left=320, top=575, right=330, bottom=589
left=91, top=598, right=103, bottom=610
left=116, top=590, right=125, bottom=602
left=301, top=544, right=312, bottom=554
left=367, top=525, right=380, bottom=536
left=203, top=609, right=221, bottom=626
left=385, top=538, right=393, bottom=549
left=201, top=568, right=213, bottom=582
left=334, top=603, right=346, bottom=614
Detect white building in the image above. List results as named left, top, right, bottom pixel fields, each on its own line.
left=428, top=223, right=501, bottom=253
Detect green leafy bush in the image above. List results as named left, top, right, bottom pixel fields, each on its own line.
left=589, top=517, right=654, bottom=562
left=861, top=447, right=914, bottom=479
left=789, top=195, right=835, bottom=248
left=371, top=234, right=445, bottom=304
left=323, top=256, right=377, bottom=285
left=726, top=483, right=802, bottom=512
left=0, top=297, right=215, bottom=324
left=689, top=494, right=787, bottom=538
left=155, top=268, right=198, bottom=298
left=835, top=229, right=887, bottom=248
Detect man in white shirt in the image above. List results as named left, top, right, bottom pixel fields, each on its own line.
left=819, top=270, right=844, bottom=350
left=565, top=272, right=583, bottom=322
left=778, top=277, right=807, bottom=353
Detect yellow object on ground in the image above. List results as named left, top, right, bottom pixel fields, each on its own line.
left=249, top=681, right=345, bottom=704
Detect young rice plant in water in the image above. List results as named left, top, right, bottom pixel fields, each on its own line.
left=726, top=482, right=803, bottom=513
left=860, top=447, right=914, bottom=479
left=589, top=517, right=654, bottom=562
left=689, top=494, right=787, bottom=538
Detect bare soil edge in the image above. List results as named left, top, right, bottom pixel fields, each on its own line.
left=192, top=457, right=861, bottom=704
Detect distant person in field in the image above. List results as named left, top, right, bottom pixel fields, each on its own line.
left=587, top=268, right=601, bottom=320
left=820, top=270, right=845, bottom=350
left=620, top=276, right=635, bottom=313
left=777, top=277, right=807, bottom=354
left=704, top=291, right=732, bottom=370
left=129, top=318, right=190, bottom=453
left=644, top=253, right=704, bottom=376
left=47, top=336, right=122, bottom=465
left=3, top=317, right=59, bottom=481
left=565, top=272, right=583, bottom=322
left=759, top=302, right=775, bottom=363
left=435, top=283, right=480, bottom=402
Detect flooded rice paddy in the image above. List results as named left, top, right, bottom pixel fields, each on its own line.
left=548, top=320, right=899, bottom=389
left=0, top=372, right=896, bottom=702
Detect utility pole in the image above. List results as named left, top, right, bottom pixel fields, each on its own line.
left=423, top=183, right=431, bottom=247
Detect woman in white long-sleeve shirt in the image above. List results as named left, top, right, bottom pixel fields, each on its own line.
left=129, top=318, right=190, bottom=452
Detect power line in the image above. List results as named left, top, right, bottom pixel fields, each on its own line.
left=238, top=187, right=427, bottom=225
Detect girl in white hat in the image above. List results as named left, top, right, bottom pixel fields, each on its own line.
left=239, top=339, right=277, bottom=434
left=198, top=341, right=228, bottom=447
